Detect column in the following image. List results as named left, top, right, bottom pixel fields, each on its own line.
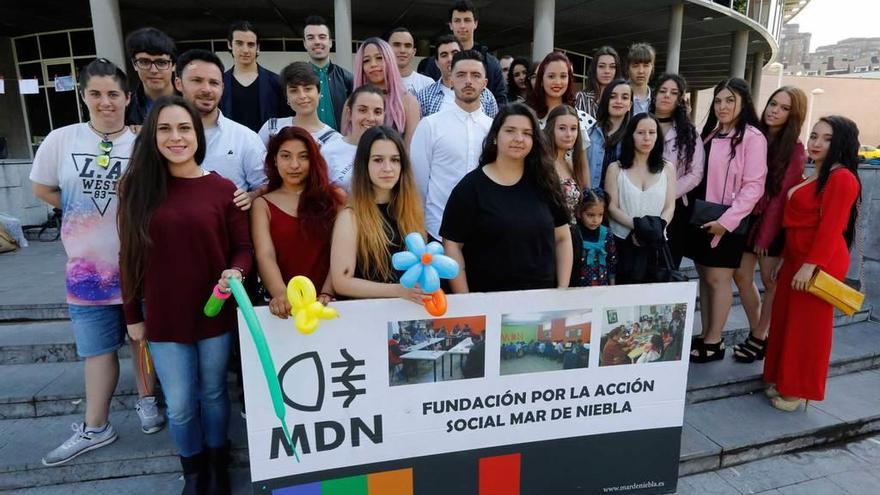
left=751, top=50, right=765, bottom=98
left=532, top=0, right=556, bottom=62
left=88, top=0, right=125, bottom=68
left=688, top=89, right=699, bottom=123
left=729, top=30, right=749, bottom=78
left=665, top=2, right=684, bottom=74
left=333, top=0, right=353, bottom=72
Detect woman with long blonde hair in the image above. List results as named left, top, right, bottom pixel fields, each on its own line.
left=330, top=126, right=426, bottom=302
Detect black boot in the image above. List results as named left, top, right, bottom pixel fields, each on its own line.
left=205, top=443, right=231, bottom=495
left=179, top=452, right=206, bottom=495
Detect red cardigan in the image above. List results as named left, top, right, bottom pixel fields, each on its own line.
left=750, top=143, right=806, bottom=250
left=123, top=172, right=253, bottom=343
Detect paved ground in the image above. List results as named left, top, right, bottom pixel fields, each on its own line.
left=677, top=434, right=880, bottom=495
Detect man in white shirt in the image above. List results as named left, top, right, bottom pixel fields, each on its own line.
left=410, top=50, right=493, bottom=241
left=387, top=27, right=435, bottom=95
left=175, top=49, right=267, bottom=208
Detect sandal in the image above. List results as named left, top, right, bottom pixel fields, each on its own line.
left=733, top=334, right=767, bottom=363
left=690, top=340, right=725, bottom=363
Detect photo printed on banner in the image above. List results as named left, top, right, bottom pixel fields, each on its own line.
left=499, top=309, right=592, bottom=376
left=599, top=304, right=687, bottom=367
left=388, top=315, right=487, bottom=386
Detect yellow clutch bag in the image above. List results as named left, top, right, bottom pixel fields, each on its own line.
left=807, top=269, right=865, bottom=316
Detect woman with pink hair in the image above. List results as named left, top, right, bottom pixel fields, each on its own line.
left=353, top=37, right=420, bottom=146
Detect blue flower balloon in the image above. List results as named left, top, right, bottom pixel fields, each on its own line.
left=392, top=233, right=460, bottom=294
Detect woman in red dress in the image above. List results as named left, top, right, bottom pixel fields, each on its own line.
left=251, top=126, right=345, bottom=319
left=763, top=115, right=862, bottom=411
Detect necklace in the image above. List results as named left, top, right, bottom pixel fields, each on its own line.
left=657, top=116, right=674, bottom=123
left=88, top=121, right=127, bottom=168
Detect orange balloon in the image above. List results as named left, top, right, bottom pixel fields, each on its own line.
left=424, top=289, right=448, bottom=316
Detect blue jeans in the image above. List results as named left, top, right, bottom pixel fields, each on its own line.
left=149, top=332, right=232, bottom=457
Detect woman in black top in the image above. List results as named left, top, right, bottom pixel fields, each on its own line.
left=330, top=126, right=426, bottom=301
left=441, top=103, right=573, bottom=292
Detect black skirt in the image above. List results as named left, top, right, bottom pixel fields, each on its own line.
left=685, top=224, right=748, bottom=269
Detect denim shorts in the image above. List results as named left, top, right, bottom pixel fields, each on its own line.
left=68, top=304, right=127, bottom=358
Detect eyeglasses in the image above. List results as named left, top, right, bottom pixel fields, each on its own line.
left=132, top=58, right=173, bottom=71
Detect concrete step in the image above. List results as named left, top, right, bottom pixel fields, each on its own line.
left=0, top=406, right=248, bottom=491
left=679, top=369, right=880, bottom=477
left=686, top=320, right=880, bottom=403
left=4, top=469, right=252, bottom=494
left=3, top=301, right=869, bottom=367
left=5, top=369, right=880, bottom=491
left=0, top=360, right=141, bottom=420
left=0, top=242, right=68, bottom=323
left=0, top=321, right=131, bottom=365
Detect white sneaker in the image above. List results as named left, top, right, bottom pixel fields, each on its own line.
left=41, top=422, right=118, bottom=466
left=135, top=396, right=165, bottom=434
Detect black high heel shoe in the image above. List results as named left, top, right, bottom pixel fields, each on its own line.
left=733, top=334, right=767, bottom=363
left=690, top=340, right=725, bottom=363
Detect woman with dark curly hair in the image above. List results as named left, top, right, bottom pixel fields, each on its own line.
left=650, top=73, right=705, bottom=268
left=506, top=56, right=533, bottom=104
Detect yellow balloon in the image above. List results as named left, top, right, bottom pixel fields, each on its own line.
left=286, top=276, right=338, bottom=334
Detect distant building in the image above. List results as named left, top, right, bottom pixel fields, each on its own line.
left=780, top=24, right=811, bottom=68
left=779, top=25, right=880, bottom=76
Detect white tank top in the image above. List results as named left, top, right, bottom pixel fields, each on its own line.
left=610, top=168, right=667, bottom=239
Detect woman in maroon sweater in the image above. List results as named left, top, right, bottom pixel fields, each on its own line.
left=732, top=87, right=807, bottom=363
left=118, top=95, right=251, bottom=495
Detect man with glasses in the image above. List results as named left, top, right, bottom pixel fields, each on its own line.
left=125, top=27, right=177, bottom=125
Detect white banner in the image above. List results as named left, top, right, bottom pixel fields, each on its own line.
left=240, top=282, right=696, bottom=494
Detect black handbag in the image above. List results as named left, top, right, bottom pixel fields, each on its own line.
left=689, top=144, right=750, bottom=235
left=651, top=243, right=688, bottom=283
left=690, top=199, right=750, bottom=235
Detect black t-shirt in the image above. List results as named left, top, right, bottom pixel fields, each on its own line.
left=440, top=168, right=569, bottom=292
left=354, top=203, right=404, bottom=284
left=230, top=75, right=263, bottom=133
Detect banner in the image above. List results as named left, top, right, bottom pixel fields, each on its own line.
left=240, top=282, right=696, bottom=494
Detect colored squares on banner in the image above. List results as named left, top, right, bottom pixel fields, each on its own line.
left=368, top=469, right=413, bottom=495
left=273, top=468, right=412, bottom=495
left=479, top=453, right=521, bottom=495
left=322, top=475, right=367, bottom=494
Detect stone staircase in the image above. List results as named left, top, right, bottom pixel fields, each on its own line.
left=0, top=261, right=877, bottom=492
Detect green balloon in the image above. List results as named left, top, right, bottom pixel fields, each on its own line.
left=229, top=278, right=301, bottom=462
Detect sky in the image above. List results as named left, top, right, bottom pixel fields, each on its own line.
left=789, top=0, right=880, bottom=51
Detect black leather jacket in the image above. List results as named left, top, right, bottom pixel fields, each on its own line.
left=324, top=62, right=354, bottom=131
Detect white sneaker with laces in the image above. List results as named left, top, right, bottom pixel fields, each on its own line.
left=41, top=422, right=118, bottom=466
left=135, top=396, right=165, bottom=434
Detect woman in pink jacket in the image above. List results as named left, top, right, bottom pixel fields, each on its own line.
left=732, top=87, right=807, bottom=363
left=687, top=78, right=767, bottom=363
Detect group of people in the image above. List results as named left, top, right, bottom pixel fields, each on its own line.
left=28, top=0, right=864, bottom=492
left=600, top=312, right=684, bottom=366
left=518, top=339, right=590, bottom=369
